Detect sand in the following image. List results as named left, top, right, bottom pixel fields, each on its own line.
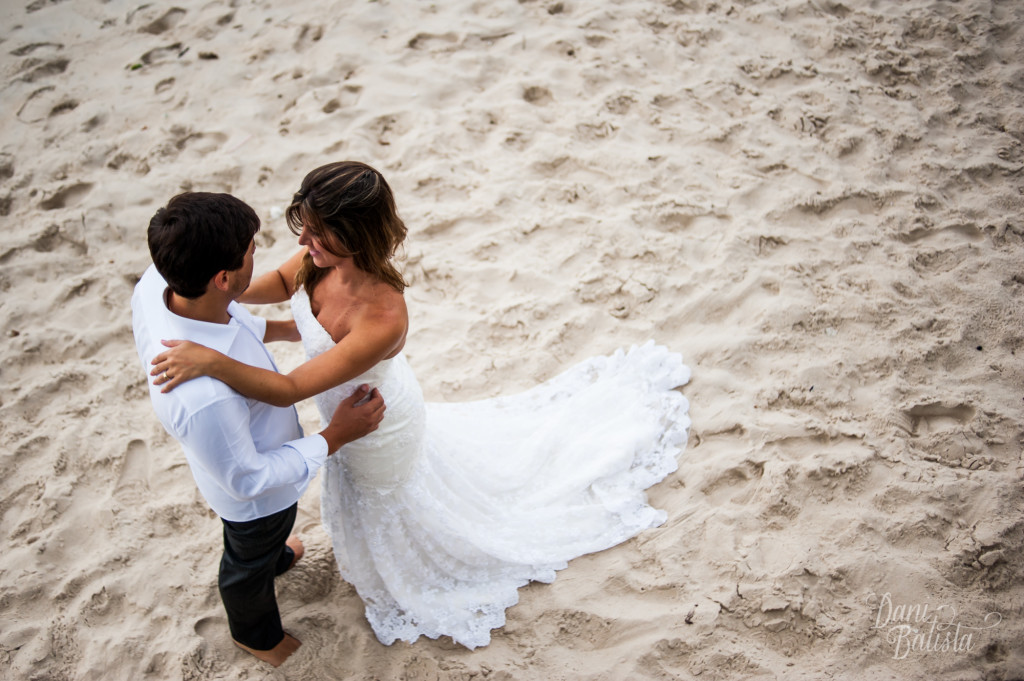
left=2, top=0, right=1023, bottom=679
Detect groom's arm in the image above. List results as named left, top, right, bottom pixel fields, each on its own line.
left=181, top=396, right=329, bottom=501
left=179, top=386, right=386, bottom=502
left=264, top=319, right=299, bottom=343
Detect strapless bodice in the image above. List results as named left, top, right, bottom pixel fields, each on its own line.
left=291, top=288, right=425, bottom=489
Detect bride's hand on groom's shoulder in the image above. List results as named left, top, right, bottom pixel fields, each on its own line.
left=151, top=339, right=218, bottom=392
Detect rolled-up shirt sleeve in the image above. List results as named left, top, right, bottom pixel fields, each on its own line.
left=179, top=395, right=328, bottom=501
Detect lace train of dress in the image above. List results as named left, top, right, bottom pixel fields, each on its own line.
left=292, top=289, right=691, bottom=649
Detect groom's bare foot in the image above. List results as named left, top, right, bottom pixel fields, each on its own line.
left=234, top=633, right=301, bottom=667
left=286, top=536, right=304, bottom=571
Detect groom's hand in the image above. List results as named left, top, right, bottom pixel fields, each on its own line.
left=319, top=384, right=386, bottom=453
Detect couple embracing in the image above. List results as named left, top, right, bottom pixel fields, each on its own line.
left=132, top=161, right=691, bottom=667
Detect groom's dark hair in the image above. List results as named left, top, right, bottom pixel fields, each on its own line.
left=148, top=192, right=260, bottom=299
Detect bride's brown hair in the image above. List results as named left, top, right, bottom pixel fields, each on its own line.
left=287, top=161, right=408, bottom=293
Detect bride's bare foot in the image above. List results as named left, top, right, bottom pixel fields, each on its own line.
left=286, top=535, right=304, bottom=571
left=233, top=633, right=301, bottom=667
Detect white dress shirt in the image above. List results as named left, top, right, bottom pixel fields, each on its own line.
left=131, top=265, right=328, bottom=522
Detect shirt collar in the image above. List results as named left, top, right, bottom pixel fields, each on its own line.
left=139, top=265, right=241, bottom=355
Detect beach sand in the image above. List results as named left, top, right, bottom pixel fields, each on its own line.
left=2, top=0, right=1023, bottom=679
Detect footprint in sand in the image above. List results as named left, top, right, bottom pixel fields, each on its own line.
left=17, top=57, right=69, bottom=83
left=604, top=93, right=635, bottom=115
left=276, top=537, right=341, bottom=603
left=113, top=439, right=151, bottom=504
left=140, top=7, right=186, bottom=35
left=194, top=615, right=226, bottom=642
left=154, top=77, right=175, bottom=95
left=364, top=113, right=411, bottom=147
left=523, top=85, right=553, bottom=105
left=407, top=32, right=458, bottom=50
left=791, top=189, right=882, bottom=218
left=528, top=609, right=626, bottom=651
left=139, top=43, right=185, bottom=66
left=312, top=84, right=362, bottom=114
left=38, top=182, right=92, bottom=211
left=17, top=86, right=57, bottom=123
left=574, top=120, right=617, bottom=142
left=10, top=41, right=64, bottom=57
left=503, top=130, right=530, bottom=150
left=14, top=434, right=50, bottom=462
left=48, top=99, right=78, bottom=116
left=909, top=246, right=974, bottom=276
left=183, top=619, right=222, bottom=676
left=899, top=221, right=984, bottom=243
left=892, top=402, right=996, bottom=469
left=899, top=401, right=975, bottom=436
left=25, top=0, right=69, bottom=13
left=151, top=126, right=228, bottom=160
left=701, top=458, right=765, bottom=506
left=106, top=151, right=150, bottom=175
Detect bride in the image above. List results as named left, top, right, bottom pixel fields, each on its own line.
left=150, top=161, right=692, bottom=649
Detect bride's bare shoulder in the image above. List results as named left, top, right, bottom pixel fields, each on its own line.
left=367, top=282, right=407, bottom=323
left=364, top=283, right=408, bottom=356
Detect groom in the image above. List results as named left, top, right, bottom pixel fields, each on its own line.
left=131, top=191, right=385, bottom=667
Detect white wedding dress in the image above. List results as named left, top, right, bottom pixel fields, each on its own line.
left=292, top=289, right=691, bottom=649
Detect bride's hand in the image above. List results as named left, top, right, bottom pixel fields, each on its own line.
left=150, top=340, right=218, bottom=393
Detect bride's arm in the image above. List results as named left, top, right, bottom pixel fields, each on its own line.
left=264, top=319, right=300, bottom=342
left=236, top=249, right=300, bottom=341
left=237, top=249, right=305, bottom=304
left=152, top=308, right=406, bottom=407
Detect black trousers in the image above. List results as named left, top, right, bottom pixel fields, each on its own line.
left=219, top=503, right=298, bottom=650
